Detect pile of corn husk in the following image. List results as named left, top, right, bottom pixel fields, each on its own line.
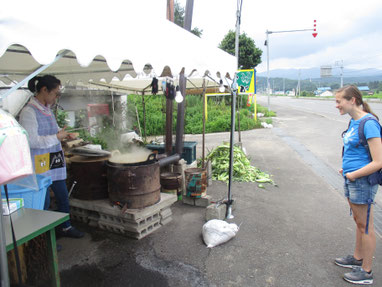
left=205, top=143, right=275, bottom=187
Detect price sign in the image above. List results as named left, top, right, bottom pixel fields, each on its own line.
left=236, top=69, right=255, bottom=94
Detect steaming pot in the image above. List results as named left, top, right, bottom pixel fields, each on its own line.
left=106, top=153, right=161, bottom=209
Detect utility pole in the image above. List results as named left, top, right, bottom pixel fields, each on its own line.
left=335, top=60, right=344, bottom=88
left=235, top=0, right=243, bottom=143
left=166, top=0, right=174, bottom=156
left=175, top=0, right=194, bottom=156
left=265, top=30, right=270, bottom=110
left=298, top=69, right=301, bottom=97
left=283, top=78, right=285, bottom=94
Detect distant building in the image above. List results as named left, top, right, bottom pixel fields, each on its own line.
left=320, top=91, right=334, bottom=97
left=315, top=87, right=331, bottom=95
left=357, top=86, right=370, bottom=92
left=287, top=90, right=295, bottom=96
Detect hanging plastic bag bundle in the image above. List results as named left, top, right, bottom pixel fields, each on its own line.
left=202, top=219, right=239, bottom=248
left=0, top=108, right=34, bottom=186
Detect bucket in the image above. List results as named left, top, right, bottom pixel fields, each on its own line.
left=160, top=172, right=182, bottom=197
left=184, top=168, right=207, bottom=198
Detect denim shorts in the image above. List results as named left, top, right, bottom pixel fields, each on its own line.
left=344, top=176, right=378, bottom=204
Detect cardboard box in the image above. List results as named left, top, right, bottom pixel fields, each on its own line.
left=2, top=198, right=24, bottom=215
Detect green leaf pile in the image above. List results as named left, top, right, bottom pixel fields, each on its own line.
left=206, top=143, right=275, bottom=185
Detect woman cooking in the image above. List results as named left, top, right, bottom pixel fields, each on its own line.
left=19, top=75, right=84, bottom=239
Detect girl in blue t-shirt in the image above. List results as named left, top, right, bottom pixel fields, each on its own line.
left=334, top=85, right=382, bottom=285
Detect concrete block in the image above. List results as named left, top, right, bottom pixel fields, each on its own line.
left=160, top=216, right=173, bottom=226
left=160, top=207, right=172, bottom=219
left=182, top=196, right=195, bottom=206
left=98, top=218, right=161, bottom=240
left=70, top=213, right=89, bottom=224
left=69, top=193, right=177, bottom=240
left=205, top=204, right=226, bottom=221
left=69, top=193, right=177, bottom=221
left=194, top=195, right=212, bottom=207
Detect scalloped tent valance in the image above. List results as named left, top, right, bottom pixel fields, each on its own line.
left=0, top=0, right=236, bottom=86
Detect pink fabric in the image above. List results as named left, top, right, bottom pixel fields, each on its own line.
left=0, top=109, right=33, bottom=185
left=0, top=130, right=33, bottom=185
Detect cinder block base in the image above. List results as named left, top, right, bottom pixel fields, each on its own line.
left=69, top=193, right=177, bottom=240
left=182, top=195, right=212, bottom=207
left=182, top=196, right=195, bottom=206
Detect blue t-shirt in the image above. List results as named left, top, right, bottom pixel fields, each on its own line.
left=342, top=114, right=381, bottom=175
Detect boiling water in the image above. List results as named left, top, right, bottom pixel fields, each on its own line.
left=109, top=148, right=152, bottom=164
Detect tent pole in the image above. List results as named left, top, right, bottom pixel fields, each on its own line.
left=111, top=91, right=115, bottom=127
left=142, top=93, right=147, bottom=141
left=226, top=73, right=238, bottom=219
left=201, top=78, right=207, bottom=168
left=1, top=50, right=70, bottom=100
left=165, top=95, right=173, bottom=156
left=0, top=191, right=10, bottom=287
left=175, top=72, right=186, bottom=156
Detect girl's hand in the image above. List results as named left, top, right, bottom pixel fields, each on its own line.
left=345, top=172, right=356, bottom=182
left=339, top=168, right=343, bottom=175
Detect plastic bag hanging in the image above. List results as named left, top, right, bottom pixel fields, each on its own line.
left=0, top=109, right=34, bottom=185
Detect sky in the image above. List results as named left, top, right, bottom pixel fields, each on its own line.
left=178, top=0, right=382, bottom=75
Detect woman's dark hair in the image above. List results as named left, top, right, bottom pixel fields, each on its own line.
left=28, top=75, right=61, bottom=93
left=336, top=85, right=379, bottom=120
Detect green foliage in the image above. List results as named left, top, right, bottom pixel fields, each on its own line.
left=219, top=30, right=262, bottom=69
left=364, top=92, right=382, bottom=99
left=300, top=91, right=315, bottom=97
left=56, top=109, right=68, bottom=128
left=205, top=143, right=275, bottom=184
left=74, top=110, right=87, bottom=128
left=128, top=94, right=274, bottom=136
left=174, top=1, right=203, bottom=37
left=77, top=130, right=108, bottom=150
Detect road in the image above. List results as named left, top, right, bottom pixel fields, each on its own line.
left=256, top=94, right=382, bottom=206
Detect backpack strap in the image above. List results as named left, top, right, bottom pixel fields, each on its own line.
left=357, top=116, right=380, bottom=152
left=342, top=120, right=351, bottom=158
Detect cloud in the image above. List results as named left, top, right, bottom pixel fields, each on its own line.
left=183, top=0, right=382, bottom=72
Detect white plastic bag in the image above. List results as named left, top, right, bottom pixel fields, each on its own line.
left=202, top=219, right=239, bottom=248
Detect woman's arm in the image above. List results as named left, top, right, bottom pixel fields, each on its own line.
left=19, top=106, right=60, bottom=149
left=346, top=137, right=382, bottom=181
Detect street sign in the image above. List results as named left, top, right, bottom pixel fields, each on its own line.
left=236, top=69, right=255, bottom=94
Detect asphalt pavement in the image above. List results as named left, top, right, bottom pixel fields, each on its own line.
left=57, top=99, right=382, bottom=287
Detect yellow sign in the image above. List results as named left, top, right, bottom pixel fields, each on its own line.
left=237, top=69, right=255, bottom=94
left=34, top=153, right=50, bottom=174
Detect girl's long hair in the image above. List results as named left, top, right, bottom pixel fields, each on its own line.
left=336, top=85, right=379, bottom=120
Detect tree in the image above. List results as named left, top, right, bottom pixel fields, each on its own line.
left=174, top=1, right=203, bottom=37
left=219, top=30, right=262, bottom=69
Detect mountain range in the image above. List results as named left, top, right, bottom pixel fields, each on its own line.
left=256, top=68, right=382, bottom=82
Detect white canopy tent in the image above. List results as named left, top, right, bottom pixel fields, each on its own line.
left=0, top=0, right=236, bottom=93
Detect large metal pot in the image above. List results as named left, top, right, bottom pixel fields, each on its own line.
left=106, top=153, right=161, bottom=209
left=68, top=155, right=110, bottom=200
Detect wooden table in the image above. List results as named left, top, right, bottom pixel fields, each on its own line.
left=4, top=208, right=69, bottom=286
